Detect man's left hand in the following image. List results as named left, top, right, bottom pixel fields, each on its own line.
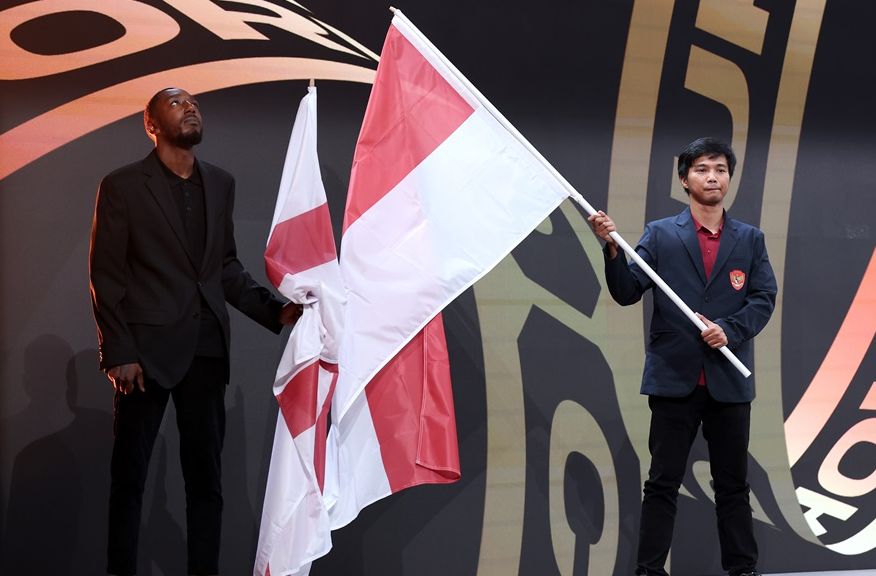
left=696, top=313, right=728, bottom=348
left=280, top=302, right=304, bottom=326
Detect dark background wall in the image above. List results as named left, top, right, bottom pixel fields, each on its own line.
left=1, top=1, right=874, bottom=575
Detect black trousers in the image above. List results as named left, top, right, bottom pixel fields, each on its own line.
left=636, top=386, right=757, bottom=576
left=107, top=356, right=227, bottom=576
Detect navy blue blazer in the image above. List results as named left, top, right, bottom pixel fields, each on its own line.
left=604, top=208, right=777, bottom=403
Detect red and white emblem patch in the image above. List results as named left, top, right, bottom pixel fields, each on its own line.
left=730, top=269, right=746, bottom=291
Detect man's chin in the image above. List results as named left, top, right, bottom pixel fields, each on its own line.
left=174, top=131, right=203, bottom=148
left=698, top=193, right=725, bottom=206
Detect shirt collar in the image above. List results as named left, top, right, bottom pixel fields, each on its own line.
left=691, top=212, right=724, bottom=236
left=157, top=156, right=202, bottom=187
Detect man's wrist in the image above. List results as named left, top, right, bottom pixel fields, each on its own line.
left=604, top=243, right=619, bottom=260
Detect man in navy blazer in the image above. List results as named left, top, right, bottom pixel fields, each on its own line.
left=90, top=87, right=302, bottom=576
left=589, top=137, right=776, bottom=576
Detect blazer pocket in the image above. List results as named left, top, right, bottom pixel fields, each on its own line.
left=649, top=330, right=673, bottom=343
left=123, top=306, right=169, bottom=326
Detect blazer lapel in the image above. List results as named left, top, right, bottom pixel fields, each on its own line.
left=142, top=151, right=197, bottom=269
left=675, top=208, right=707, bottom=285
left=707, top=215, right=739, bottom=289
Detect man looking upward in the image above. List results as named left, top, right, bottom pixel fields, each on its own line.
left=90, top=87, right=302, bottom=576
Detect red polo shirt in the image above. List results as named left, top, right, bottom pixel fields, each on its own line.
left=692, top=214, right=723, bottom=386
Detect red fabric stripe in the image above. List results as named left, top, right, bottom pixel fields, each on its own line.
left=365, top=314, right=460, bottom=492
left=275, top=360, right=337, bottom=489
left=265, top=203, right=338, bottom=288
left=314, top=360, right=338, bottom=493
left=276, top=361, right=319, bottom=437
left=342, top=25, right=474, bottom=233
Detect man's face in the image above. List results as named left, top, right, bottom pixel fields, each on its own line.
left=147, top=88, right=203, bottom=148
left=680, top=153, right=729, bottom=207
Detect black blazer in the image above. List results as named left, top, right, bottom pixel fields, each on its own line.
left=604, top=208, right=777, bottom=403
left=90, top=150, right=282, bottom=388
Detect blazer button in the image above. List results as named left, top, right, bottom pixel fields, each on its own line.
left=704, top=296, right=711, bottom=303
left=197, top=281, right=203, bottom=287
left=193, top=312, right=200, bottom=319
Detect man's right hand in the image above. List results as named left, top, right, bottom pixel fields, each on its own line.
left=587, top=210, right=619, bottom=259
left=107, top=362, right=145, bottom=394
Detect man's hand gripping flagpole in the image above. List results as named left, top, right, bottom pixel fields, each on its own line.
left=389, top=7, right=751, bottom=379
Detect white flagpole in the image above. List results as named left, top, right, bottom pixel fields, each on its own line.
left=388, top=8, right=751, bottom=378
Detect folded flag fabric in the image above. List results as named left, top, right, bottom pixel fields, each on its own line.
left=255, top=85, right=344, bottom=576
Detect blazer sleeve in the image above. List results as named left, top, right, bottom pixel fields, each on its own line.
left=715, top=229, right=777, bottom=349
left=604, top=223, right=656, bottom=306
left=220, top=179, right=284, bottom=333
left=89, top=176, right=138, bottom=370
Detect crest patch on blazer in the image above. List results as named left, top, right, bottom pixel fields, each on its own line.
left=730, top=269, right=746, bottom=291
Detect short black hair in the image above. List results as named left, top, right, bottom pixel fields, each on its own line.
left=144, top=87, right=177, bottom=121
left=677, top=137, right=736, bottom=179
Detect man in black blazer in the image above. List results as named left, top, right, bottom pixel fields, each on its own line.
left=588, top=138, right=776, bottom=576
left=89, top=87, right=302, bottom=576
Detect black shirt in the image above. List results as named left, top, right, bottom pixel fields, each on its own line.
left=158, top=159, right=225, bottom=358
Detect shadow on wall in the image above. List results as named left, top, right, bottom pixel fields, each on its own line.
left=0, top=335, right=112, bottom=574
left=0, top=333, right=262, bottom=575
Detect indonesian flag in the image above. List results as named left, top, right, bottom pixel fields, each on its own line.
left=327, top=11, right=571, bottom=528
left=255, top=85, right=344, bottom=576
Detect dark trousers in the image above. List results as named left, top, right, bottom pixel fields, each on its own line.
left=636, top=386, right=757, bottom=576
left=107, top=356, right=227, bottom=576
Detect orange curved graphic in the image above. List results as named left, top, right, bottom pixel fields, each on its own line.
left=0, top=0, right=182, bottom=80
left=0, top=57, right=375, bottom=181
left=785, top=246, right=876, bottom=466
left=818, top=418, right=876, bottom=497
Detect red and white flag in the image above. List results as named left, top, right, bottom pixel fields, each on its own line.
left=327, top=10, right=571, bottom=528
left=255, top=85, right=344, bottom=576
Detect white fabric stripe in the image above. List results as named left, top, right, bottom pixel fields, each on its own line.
left=253, top=418, right=327, bottom=576
left=277, top=259, right=343, bottom=305
left=336, top=106, right=568, bottom=416
left=272, top=327, right=320, bottom=398
left=276, top=261, right=345, bottom=367
left=325, top=392, right=391, bottom=530
left=269, top=86, right=325, bottom=238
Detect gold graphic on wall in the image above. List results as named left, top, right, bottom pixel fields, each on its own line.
left=474, top=205, right=618, bottom=575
